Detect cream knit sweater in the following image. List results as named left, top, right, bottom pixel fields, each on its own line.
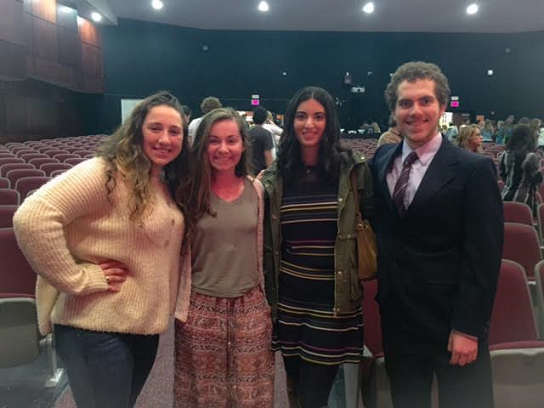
left=13, top=158, right=184, bottom=335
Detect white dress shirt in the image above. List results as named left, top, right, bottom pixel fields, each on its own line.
left=387, top=133, right=443, bottom=209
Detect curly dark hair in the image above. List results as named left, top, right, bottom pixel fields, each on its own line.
left=385, top=61, right=450, bottom=111
left=278, top=86, right=349, bottom=185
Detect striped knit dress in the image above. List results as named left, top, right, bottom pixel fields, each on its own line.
left=272, top=169, right=364, bottom=365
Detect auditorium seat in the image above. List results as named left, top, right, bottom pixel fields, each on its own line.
left=503, top=222, right=542, bottom=280
left=19, top=153, right=49, bottom=162
left=73, top=149, right=93, bottom=157
left=485, top=259, right=544, bottom=407
left=534, top=261, right=544, bottom=338
left=37, top=146, right=56, bottom=153
left=0, top=228, right=63, bottom=383
left=0, top=152, right=16, bottom=159
left=29, top=157, right=60, bottom=168
left=0, top=162, right=34, bottom=178
left=0, top=205, right=17, bottom=228
left=0, top=189, right=20, bottom=205
left=490, top=342, right=544, bottom=408
left=40, top=162, right=72, bottom=176
left=0, top=228, right=37, bottom=295
left=11, top=147, right=35, bottom=157
left=14, top=149, right=38, bottom=158
left=502, top=202, right=533, bottom=226
left=53, top=153, right=80, bottom=162
left=43, top=149, right=67, bottom=157
left=50, top=169, right=71, bottom=178
left=64, top=157, right=87, bottom=166
left=6, top=169, right=46, bottom=189
left=5, top=142, right=24, bottom=149
left=15, top=176, right=51, bottom=201
left=0, top=177, right=10, bottom=188
left=489, top=260, right=539, bottom=345
left=538, top=204, right=544, bottom=245
left=360, top=279, right=391, bottom=408
left=0, top=157, right=25, bottom=167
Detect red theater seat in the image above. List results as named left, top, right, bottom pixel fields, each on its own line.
left=502, top=202, right=533, bottom=226
left=502, top=222, right=542, bottom=280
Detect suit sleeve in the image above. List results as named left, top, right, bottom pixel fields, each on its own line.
left=451, top=158, right=504, bottom=338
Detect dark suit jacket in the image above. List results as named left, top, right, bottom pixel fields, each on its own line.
left=370, top=137, right=503, bottom=346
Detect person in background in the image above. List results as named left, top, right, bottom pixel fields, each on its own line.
left=188, top=96, right=222, bottom=145
left=371, top=61, right=502, bottom=408
left=496, top=115, right=514, bottom=145
left=500, top=123, right=542, bottom=214
left=371, top=121, right=382, bottom=134
left=181, top=105, right=192, bottom=125
left=263, top=110, right=284, bottom=158
left=13, top=91, right=191, bottom=408
left=529, top=118, right=542, bottom=147
left=174, top=108, right=274, bottom=408
left=456, top=124, right=483, bottom=153
left=261, top=86, right=373, bottom=408
left=249, top=106, right=274, bottom=174
left=481, top=119, right=495, bottom=142
left=445, top=122, right=458, bottom=142
left=378, top=116, right=403, bottom=146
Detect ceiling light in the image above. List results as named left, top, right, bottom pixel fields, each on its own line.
left=258, top=1, right=269, bottom=12
left=59, top=6, right=74, bottom=13
left=152, top=0, right=164, bottom=10
left=362, top=2, right=374, bottom=14
left=91, top=12, right=102, bottom=22
left=466, top=3, right=479, bottom=15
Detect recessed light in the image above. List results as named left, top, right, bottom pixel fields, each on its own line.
left=466, top=3, right=479, bottom=15
left=487, top=69, right=494, bottom=76
left=258, top=1, right=269, bottom=12
left=91, top=12, right=102, bottom=22
left=152, top=0, right=164, bottom=10
left=59, top=6, right=74, bottom=13
left=362, top=2, right=374, bottom=14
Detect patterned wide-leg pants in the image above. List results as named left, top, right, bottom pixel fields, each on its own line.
left=174, top=286, right=274, bottom=408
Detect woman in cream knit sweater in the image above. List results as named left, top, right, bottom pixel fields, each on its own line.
left=13, top=91, right=190, bottom=408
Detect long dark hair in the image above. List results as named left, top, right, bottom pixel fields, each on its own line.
left=176, top=108, right=250, bottom=241
left=277, top=86, right=349, bottom=184
left=507, top=124, right=536, bottom=157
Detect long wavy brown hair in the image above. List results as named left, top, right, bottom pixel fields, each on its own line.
left=97, top=91, right=191, bottom=235
left=177, top=107, right=250, bottom=242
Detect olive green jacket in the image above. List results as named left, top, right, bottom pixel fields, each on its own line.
left=261, top=151, right=374, bottom=320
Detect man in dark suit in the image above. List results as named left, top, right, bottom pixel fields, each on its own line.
left=370, top=61, right=503, bottom=408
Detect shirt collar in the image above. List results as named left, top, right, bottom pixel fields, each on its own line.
left=401, top=132, right=443, bottom=165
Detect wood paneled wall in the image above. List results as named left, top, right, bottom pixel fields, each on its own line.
left=0, top=0, right=104, bottom=142
left=0, top=0, right=104, bottom=93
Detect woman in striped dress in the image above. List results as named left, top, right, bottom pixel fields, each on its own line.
left=261, top=87, right=374, bottom=408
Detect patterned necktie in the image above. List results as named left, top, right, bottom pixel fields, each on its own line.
left=392, top=151, right=418, bottom=216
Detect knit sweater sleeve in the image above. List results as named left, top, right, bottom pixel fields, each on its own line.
left=13, top=158, right=110, bottom=295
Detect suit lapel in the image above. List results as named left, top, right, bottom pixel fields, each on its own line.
left=408, top=137, right=459, bottom=214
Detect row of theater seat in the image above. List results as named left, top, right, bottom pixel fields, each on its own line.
left=0, top=135, right=104, bottom=212
left=0, top=136, right=536, bottom=407
left=361, top=259, right=544, bottom=408
left=342, top=140, right=539, bottom=408
left=0, top=135, right=105, bottom=386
